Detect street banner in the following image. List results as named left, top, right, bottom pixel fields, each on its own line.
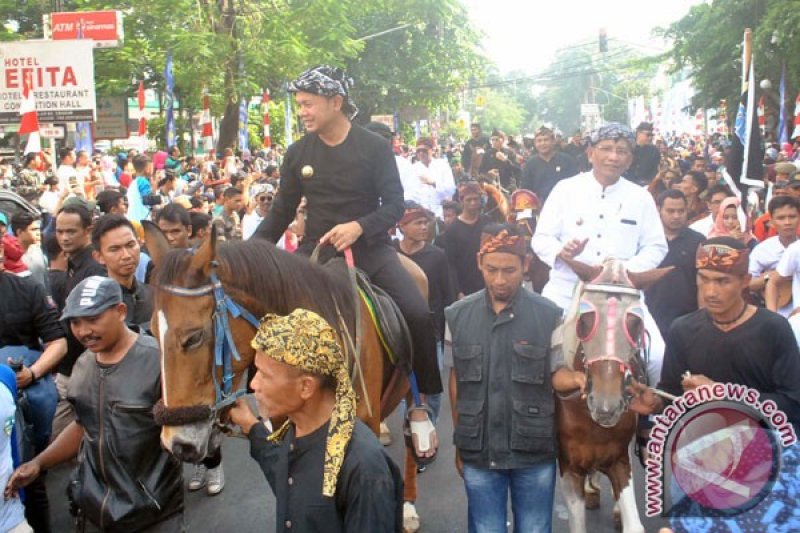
left=164, top=50, right=176, bottom=148
left=45, top=10, right=124, bottom=48
left=238, top=99, right=248, bottom=152
left=0, top=39, right=96, bottom=125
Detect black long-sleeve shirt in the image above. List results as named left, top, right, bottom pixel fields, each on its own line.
left=520, top=151, right=578, bottom=202
left=248, top=419, right=403, bottom=533
left=659, top=308, right=800, bottom=427
left=0, top=273, right=64, bottom=351
left=254, top=125, right=405, bottom=248
left=393, top=241, right=457, bottom=341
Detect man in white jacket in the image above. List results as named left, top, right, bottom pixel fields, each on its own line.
left=532, top=122, right=668, bottom=385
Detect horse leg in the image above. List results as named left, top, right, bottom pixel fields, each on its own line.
left=560, top=471, right=587, bottom=533
left=607, top=460, right=644, bottom=533
left=402, top=448, right=420, bottom=532
left=584, top=471, right=601, bottom=509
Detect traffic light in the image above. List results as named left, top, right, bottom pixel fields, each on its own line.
left=599, top=28, right=608, bottom=53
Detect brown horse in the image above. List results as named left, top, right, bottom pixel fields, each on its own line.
left=142, top=223, right=429, bottom=532
left=556, top=258, right=670, bottom=533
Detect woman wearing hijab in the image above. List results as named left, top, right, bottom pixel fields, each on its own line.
left=708, top=196, right=758, bottom=249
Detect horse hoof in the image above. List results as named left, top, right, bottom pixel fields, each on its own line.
left=380, top=422, right=392, bottom=446
left=585, top=491, right=600, bottom=510
left=612, top=505, right=624, bottom=530
left=403, top=501, right=420, bottom=532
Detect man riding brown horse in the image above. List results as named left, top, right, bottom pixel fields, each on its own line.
left=251, top=65, right=441, bottom=468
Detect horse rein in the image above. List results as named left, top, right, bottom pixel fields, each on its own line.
left=158, top=268, right=261, bottom=420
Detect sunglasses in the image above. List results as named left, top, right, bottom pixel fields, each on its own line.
left=257, top=195, right=274, bottom=203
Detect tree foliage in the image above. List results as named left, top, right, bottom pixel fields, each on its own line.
left=659, top=0, right=800, bottom=115
left=1, top=0, right=485, bottom=151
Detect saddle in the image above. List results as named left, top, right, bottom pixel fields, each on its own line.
left=355, top=270, right=413, bottom=372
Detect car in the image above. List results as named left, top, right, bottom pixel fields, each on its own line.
left=0, top=190, right=40, bottom=229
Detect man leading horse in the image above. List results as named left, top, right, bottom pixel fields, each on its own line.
left=252, top=65, right=441, bottom=463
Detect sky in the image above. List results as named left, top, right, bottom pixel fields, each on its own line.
left=462, top=0, right=705, bottom=74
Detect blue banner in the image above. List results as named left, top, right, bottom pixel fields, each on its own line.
left=238, top=99, right=249, bottom=152
left=164, top=50, right=176, bottom=149
left=75, top=121, right=93, bottom=153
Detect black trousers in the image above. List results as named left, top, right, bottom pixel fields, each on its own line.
left=300, top=241, right=443, bottom=396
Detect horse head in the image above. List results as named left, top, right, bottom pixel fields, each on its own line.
left=565, top=256, right=672, bottom=427
left=143, top=222, right=256, bottom=463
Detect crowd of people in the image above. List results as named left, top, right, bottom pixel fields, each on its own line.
left=0, top=63, right=798, bottom=532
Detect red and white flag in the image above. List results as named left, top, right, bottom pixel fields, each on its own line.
left=137, top=81, right=147, bottom=151
left=758, top=96, right=766, bottom=136
left=201, top=86, right=213, bottom=151
left=19, top=73, right=41, bottom=154
left=792, top=93, right=800, bottom=139
left=262, top=89, right=271, bottom=149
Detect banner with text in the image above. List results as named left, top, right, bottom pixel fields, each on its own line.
left=0, top=39, right=96, bottom=125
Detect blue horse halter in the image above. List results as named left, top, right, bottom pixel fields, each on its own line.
left=159, top=271, right=261, bottom=414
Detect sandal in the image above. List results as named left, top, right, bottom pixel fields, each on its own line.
left=403, top=405, right=438, bottom=466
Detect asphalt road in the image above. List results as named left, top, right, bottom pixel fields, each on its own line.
left=45, top=375, right=673, bottom=532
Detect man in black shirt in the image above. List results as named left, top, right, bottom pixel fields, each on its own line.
left=394, top=203, right=457, bottom=422
left=645, top=190, right=705, bottom=339
left=626, top=122, right=661, bottom=186
left=442, top=182, right=490, bottom=297
left=52, top=202, right=106, bottom=439
left=478, top=129, right=520, bottom=190
left=229, top=309, right=402, bottom=533
left=631, top=238, right=800, bottom=429
left=91, top=215, right=153, bottom=333
left=0, top=238, right=66, bottom=533
left=520, top=126, right=578, bottom=202
left=462, top=123, right=489, bottom=177
left=254, top=65, right=440, bottom=461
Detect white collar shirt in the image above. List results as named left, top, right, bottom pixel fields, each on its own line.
left=532, top=171, right=667, bottom=308
left=408, top=158, right=455, bottom=218
left=751, top=236, right=794, bottom=317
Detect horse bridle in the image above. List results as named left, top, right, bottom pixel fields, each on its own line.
left=159, top=267, right=260, bottom=417
left=577, top=282, right=646, bottom=403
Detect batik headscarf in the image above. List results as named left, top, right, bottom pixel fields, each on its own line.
left=478, top=228, right=527, bottom=259
left=251, top=308, right=356, bottom=498
left=590, top=122, right=635, bottom=146
left=696, top=242, right=749, bottom=276
left=288, top=65, right=358, bottom=119
left=399, top=203, right=433, bottom=226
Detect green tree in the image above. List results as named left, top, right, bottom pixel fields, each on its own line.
left=472, top=89, right=524, bottom=135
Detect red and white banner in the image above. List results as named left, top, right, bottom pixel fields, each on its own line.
left=0, top=40, right=95, bottom=125
left=792, top=93, right=800, bottom=139
left=137, top=80, right=147, bottom=151
left=758, top=96, right=766, bottom=136
left=19, top=72, right=41, bottom=154
left=201, top=86, right=213, bottom=151
left=262, top=89, right=271, bottom=149
left=46, top=11, right=124, bottom=48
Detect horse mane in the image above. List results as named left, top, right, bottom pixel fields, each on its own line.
left=154, top=240, right=356, bottom=336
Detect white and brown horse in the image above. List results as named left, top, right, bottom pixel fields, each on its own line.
left=142, top=223, right=430, bottom=532
left=556, top=258, right=670, bottom=533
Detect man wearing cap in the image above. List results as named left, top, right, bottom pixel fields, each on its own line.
left=532, top=123, right=667, bottom=383
left=5, top=276, right=184, bottom=532
left=253, top=66, right=442, bottom=457
left=442, top=181, right=491, bottom=297
left=228, top=309, right=403, bottom=533
left=0, top=232, right=66, bottom=533
left=630, top=238, right=800, bottom=431
left=627, top=122, right=661, bottom=187
left=446, top=224, right=586, bottom=532
left=409, top=137, right=456, bottom=221
left=520, top=126, right=578, bottom=203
